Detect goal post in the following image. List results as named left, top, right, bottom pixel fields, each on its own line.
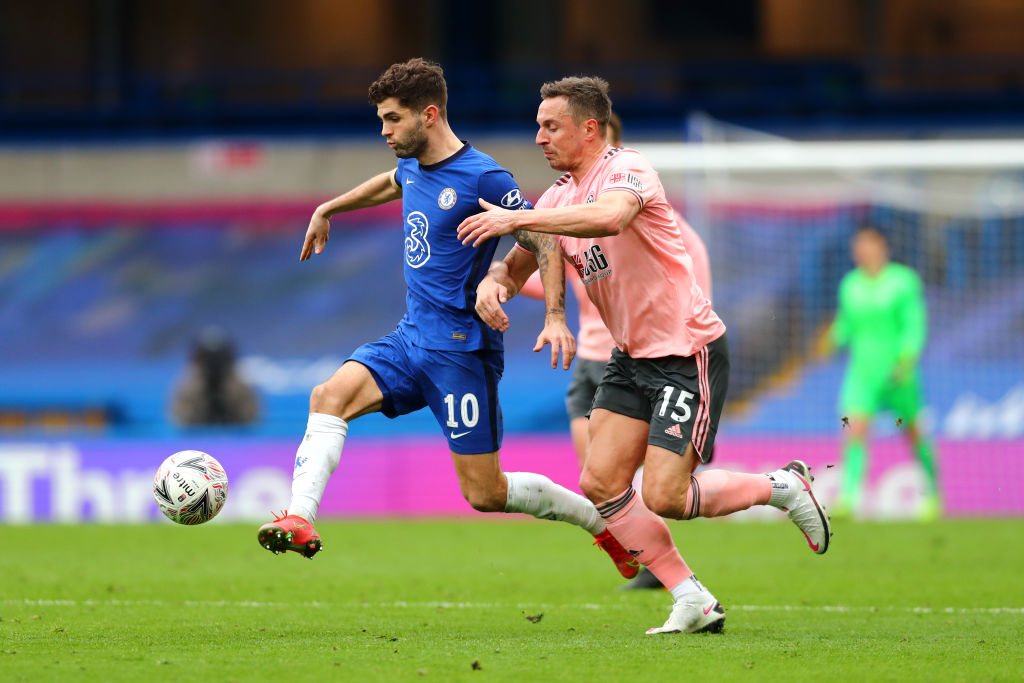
left=636, top=138, right=1024, bottom=173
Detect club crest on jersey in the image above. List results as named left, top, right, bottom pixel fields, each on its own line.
left=500, top=188, right=523, bottom=208
left=405, top=211, right=431, bottom=268
left=586, top=194, right=595, bottom=204
left=437, top=187, right=458, bottom=210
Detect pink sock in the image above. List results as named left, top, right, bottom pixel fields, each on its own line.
left=684, top=470, right=772, bottom=519
left=597, top=487, right=692, bottom=590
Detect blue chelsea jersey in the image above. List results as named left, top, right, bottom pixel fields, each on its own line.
left=394, top=143, right=530, bottom=351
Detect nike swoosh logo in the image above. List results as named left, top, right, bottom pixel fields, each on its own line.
left=703, top=603, right=716, bottom=615
left=450, top=431, right=471, bottom=439
left=802, top=531, right=820, bottom=551
left=406, top=178, right=414, bottom=184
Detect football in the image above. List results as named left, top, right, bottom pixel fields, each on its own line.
left=153, top=450, right=229, bottom=525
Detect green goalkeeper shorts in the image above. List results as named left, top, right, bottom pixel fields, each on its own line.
left=839, top=368, right=923, bottom=421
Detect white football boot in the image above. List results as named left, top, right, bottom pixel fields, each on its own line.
left=770, top=460, right=832, bottom=554
left=645, top=590, right=725, bottom=635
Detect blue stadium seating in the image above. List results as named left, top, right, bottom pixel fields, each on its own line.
left=2, top=205, right=1022, bottom=439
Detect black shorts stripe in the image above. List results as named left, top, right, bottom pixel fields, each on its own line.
left=688, top=475, right=701, bottom=520
left=481, top=351, right=501, bottom=453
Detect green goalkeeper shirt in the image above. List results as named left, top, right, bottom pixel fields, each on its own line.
left=829, top=263, right=927, bottom=383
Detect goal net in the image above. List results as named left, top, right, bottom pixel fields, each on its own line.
left=638, top=116, right=1024, bottom=517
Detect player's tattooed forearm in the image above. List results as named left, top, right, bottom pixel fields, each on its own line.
left=513, top=229, right=537, bottom=252
left=535, top=240, right=549, bottom=272
left=532, top=232, right=557, bottom=253
left=533, top=233, right=566, bottom=313
left=550, top=287, right=566, bottom=313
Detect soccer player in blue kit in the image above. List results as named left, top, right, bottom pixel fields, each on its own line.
left=257, top=59, right=637, bottom=579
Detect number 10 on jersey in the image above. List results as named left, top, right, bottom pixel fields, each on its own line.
left=444, top=393, right=480, bottom=428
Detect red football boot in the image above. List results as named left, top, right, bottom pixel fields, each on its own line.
left=593, top=529, right=640, bottom=579
left=257, top=511, right=322, bottom=559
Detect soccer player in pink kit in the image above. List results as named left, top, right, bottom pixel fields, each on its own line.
left=518, top=111, right=713, bottom=471
left=517, top=112, right=714, bottom=592
left=459, top=77, right=832, bottom=635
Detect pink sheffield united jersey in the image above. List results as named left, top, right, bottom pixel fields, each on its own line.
left=536, top=146, right=725, bottom=359
left=569, top=276, right=616, bottom=361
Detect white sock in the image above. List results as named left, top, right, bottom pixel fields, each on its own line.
left=767, top=471, right=793, bottom=509
left=504, top=471, right=605, bottom=535
left=669, top=574, right=706, bottom=602
left=288, top=412, right=348, bottom=523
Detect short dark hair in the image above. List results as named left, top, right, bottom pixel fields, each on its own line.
left=540, top=76, right=612, bottom=134
left=368, top=58, right=448, bottom=119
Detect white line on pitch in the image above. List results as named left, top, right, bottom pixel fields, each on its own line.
left=3, top=599, right=1023, bottom=615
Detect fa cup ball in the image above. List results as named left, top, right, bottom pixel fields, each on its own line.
left=153, top=450, right=229, bottom=525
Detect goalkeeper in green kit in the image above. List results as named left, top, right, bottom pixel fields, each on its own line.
left=821, top=227, right=941, bottom=520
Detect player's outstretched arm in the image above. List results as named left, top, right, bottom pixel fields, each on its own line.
left=300, top=169, right=401, bottom=261
left=457, top=192, right=640, bottom=247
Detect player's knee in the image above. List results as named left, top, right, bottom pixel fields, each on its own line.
left=310, top=377, right=353, bottom=417
left=461, top=486, right=504, bottom=513
left=458, top=477, right=505, bottom=512
left=308, top=382, right=334, bottom=413
left=644, top=490, right=683, bottom=519
left=642, top=480, right=686, bottom=519
left=579, top=468, right=617, bottom=504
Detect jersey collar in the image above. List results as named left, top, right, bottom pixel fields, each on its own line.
left=419, top=142, right=471, bottom=172
left=571, top=143, right=613, bottom=186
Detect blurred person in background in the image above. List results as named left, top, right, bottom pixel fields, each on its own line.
left=171, top=326, right=259, bottom=425
left=820, top=226, right=940, bottom=520
left=516, top=111, right=714, bottom=591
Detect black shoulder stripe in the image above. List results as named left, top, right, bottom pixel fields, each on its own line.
left=553, top=173, right=571, bottom=187
left=602, top=147, right=623, bottom=160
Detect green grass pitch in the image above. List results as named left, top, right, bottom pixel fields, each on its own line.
left=2, top=518, right=1022, bottom=681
